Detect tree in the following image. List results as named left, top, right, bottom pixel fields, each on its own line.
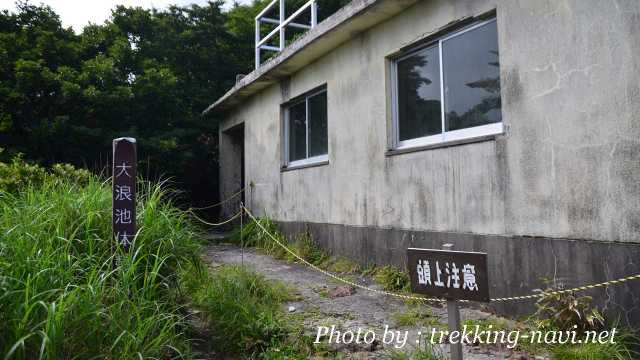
left=0, top=0, right=351, bottom=210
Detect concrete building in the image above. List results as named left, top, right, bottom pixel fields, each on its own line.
left=205, top=0, right=640, bottom=326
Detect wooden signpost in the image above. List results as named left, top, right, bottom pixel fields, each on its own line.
left=407, top=245, right=489, bottom=360
left=112, top=138, right=137, bottom=253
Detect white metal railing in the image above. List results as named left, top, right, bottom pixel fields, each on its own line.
left=255, top=0, right=318, bottom=69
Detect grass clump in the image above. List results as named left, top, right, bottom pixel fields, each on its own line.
left=393, top=307, right=441, bottom=327
left=183, top=264, right=317, bottom=358
left=374, top=265, right=410, bottom=292
left=463, top=317, right=509, bottom=333
left=288, top=231, right=329, bottom=266
left=0, top=170, right=200, bottom=358
left=230, top=217, right=289, bottom=259
left=387, top=342, right=445, bottom=360
left=231, top=221, right=332, bottom=268
left=523, top=281, right=639, bottom=359
left=326, top=256, right=361, bottom=274
left=549, top=330, right=638, bottom=360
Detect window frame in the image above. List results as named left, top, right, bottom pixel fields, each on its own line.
left=390, top=17, right=502, bottom=151
left=282, top=86, right=329, bottom=169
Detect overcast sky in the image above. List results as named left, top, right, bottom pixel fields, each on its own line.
left=0, top=0, right=253, bottom=32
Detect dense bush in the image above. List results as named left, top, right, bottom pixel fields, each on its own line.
left=0, top=172, right=200, bottom=358
left=0, top=153, right=90, bottom=194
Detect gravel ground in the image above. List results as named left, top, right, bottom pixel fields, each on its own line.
left=201, top=243, right=547, bottom=360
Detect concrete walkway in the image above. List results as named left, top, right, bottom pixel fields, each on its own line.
left=202, top=244, right=546, bottom=359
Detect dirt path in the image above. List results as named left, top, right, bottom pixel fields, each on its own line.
left=202, top=244, right=544, bottom=360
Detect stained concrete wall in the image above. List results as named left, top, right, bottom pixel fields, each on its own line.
left=219, top=0, right=640, bottom=323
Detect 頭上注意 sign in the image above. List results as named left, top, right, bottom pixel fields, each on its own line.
left=407, top=248, right=489, bottom=302
left=112, top=137, right=137, bottom=252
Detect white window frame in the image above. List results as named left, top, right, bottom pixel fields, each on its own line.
left=391, top=17, right=502, bottom=151
left=283, top=88, right=328, bottom=168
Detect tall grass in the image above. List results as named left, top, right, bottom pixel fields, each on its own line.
left=181, top=264, right=304, bottom=357
left=0, top=175, right=200, bottom=359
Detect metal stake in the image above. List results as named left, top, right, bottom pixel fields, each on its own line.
left=443, top=243, right=463, bottom=360
left=240, top=201, right=244, bottom=267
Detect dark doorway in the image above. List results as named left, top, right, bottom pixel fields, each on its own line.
left=220, top=123, right=245, bottom=221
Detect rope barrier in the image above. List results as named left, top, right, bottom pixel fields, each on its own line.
left=188, top=208, right=244, bottom=227
left=490, top=274, right=640, bottom=302
left=188, top=188, right=245, bottom=211
left=242, top=205, right=445, bottom=303
left=241, top=205, right=640, bottom=304
left=185, top=188, right=245, bottom=227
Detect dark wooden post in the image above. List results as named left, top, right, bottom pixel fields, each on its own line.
left=112, top=138, right=137, bottom=253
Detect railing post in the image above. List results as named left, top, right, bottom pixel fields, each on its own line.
left=279, top=0, right=285, bottom=50
left=255, top=19, right=261, bottom=69
left=311, top=0, right=317, bottom=27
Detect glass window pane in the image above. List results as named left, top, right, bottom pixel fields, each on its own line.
left=308, top=91, right=328, bottom=157
left=443, top=20, right=501, bottom=131
left=396, top=45, right=442, bottom=141
left=288, top=101, right=307, bottom=161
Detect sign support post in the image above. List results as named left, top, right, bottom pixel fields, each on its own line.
left=443, top=243, right=463, bottom=360
left=407, top=243, right=489, bottom=360
left=112, top=137, right=137, bottom=257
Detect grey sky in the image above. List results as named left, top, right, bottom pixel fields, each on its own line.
left=0, top=0, right=253, bottom=32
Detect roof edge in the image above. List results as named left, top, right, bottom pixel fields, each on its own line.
left=203, top=0, right=418, bottom=115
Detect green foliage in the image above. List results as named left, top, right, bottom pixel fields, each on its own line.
left=374, top=265, right=411, bottom=292
left=0, top=154, right=91, bottom=193
left=387, top=342, right=445, bottom=360
left=50, top=163, right=92, bottom=184
left=287, top=231, right=329, bottom=265
left=532, top=281, right=605, bottom=333
left=0, top=1, right=235, bottom=205
left=230, top=218, right=365, bottom=276
left=230, top=216, right=288, bottom=258
left=393, top=307, right=441, bottom=327
left=0, top=153, right=47, bottom=193
left=550, top=330, right=639, bottom=360
left=463, top=317, right=509, bottom=333
left=0, top=1, right=353, bottom=206
left=0, top=172, right=200, bottom=358
left=326, top=256, right=361, bottom=274
left=183, top=264, right=316, bottom=358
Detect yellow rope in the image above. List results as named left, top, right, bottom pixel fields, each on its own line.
left=242, top=205, right=640, bottom=304
left=490, top=274, right=640, bottom=302
left=242, top=205, right=445, bottom=303
left=188, top=209, right=244, bottom=227
left=188, top=188, right=245, bottom=211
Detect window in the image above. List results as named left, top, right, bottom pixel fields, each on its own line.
left=391, top=18, right=502, bottom=149
left=284, top=88, right=328, bottom=167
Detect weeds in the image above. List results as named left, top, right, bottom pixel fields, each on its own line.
left=462, top=317, right=509, bottom=333
left=393, top=307, right=441, bottom=327
left=387, top=341, right=445, bottom=360
left=0, top=173, right=199, bottom=359
left=327, top=257, right=361, bottom=274
left=549, top=329, right=639, bottom=360
left=533, top=280, right=604, bottom=333
left=374, top=265, right=410, bottom=292
left=183, top=263, right=319, bottom=358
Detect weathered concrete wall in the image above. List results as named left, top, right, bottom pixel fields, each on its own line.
left=219, top=0, right=640, bottom=323
left=277, top=221, right=640, bottom=327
